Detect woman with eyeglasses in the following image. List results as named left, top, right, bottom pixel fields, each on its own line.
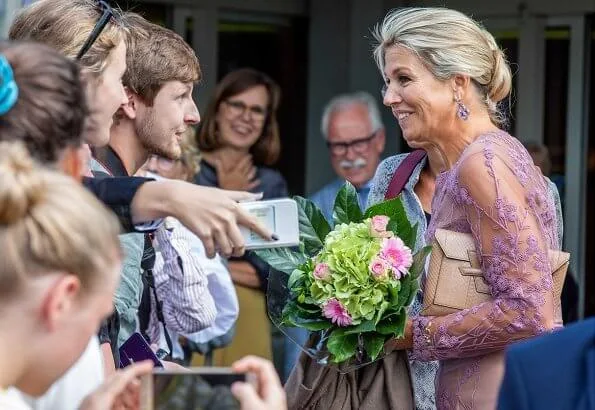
left=195, top=68, right=288, bottom=365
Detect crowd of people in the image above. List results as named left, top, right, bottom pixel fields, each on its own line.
left=0, top=1, right=591, bottom=410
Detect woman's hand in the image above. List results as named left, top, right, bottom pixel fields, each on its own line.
left=79, top=360, right=153, bottom=410
left=131, top=180, right=273, bottom=258
left=214, top=154, right=260, bottom=192
left=229, top=261, right=261, bottom=289
left=385, top=319, right=414, bottom=352
left=231, top=356, right=287, bottom=410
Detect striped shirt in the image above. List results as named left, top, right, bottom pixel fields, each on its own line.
left=147, top=218, right=217, bottom=346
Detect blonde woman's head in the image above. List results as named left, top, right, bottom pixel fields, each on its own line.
left=373, top=7, right=512, bottom=128
left=9, top=0, right=128, bottom=147
left=0, top=141, right=121, bottom=395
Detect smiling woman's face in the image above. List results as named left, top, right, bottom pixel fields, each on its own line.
left=381, top=45, right=455, bottom=148
left=215, top=85, right=269, bottom=152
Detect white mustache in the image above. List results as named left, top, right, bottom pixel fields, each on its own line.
left=339, top=158, right=367, bottom=170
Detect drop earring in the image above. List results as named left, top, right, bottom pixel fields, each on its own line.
left=455, top=95, right=470, bottom=120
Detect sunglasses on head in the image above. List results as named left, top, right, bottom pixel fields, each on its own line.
left=76, top=0, right=115, bottom=60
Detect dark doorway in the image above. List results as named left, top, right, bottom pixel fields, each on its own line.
left=218, top=16, right=309, bottom=196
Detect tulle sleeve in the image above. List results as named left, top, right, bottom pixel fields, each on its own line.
left=411, top=144, right=559, bottom=361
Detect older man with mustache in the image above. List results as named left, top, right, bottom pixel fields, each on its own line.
left=282, top=91, right=386, bottom=380
left=311, top=91, right=386, bottom=221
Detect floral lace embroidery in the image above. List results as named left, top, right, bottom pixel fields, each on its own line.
left=411, top=131, right=561, bottom=409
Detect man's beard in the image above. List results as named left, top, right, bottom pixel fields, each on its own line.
left=339, top=157, right=367, bottom=170
left=137, top=115, right=180, bottom=161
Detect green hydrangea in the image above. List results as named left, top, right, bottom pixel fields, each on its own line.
left=309, top=220, right=393, bottom=324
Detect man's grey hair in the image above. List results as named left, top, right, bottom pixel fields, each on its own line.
left=320, top=91, right=384, bottom=139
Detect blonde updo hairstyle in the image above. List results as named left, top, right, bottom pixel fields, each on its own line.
left=373, top=7, right=512, bottom=126
left=0, top=142, right=121, bottom=300
left=8, top=0, right=125, bottom=78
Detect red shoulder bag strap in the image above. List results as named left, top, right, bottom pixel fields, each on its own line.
left=384, top=150, right=427, bottom=200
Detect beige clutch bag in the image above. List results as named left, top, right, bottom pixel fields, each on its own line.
left=421, top=228, right=570, bottom=316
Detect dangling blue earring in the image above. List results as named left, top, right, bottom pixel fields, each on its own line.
left=455, top=95, right=470, bottom=121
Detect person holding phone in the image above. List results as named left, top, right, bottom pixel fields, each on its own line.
left=231, top=356, right=287, bottom=410
left=0, top=140, right=153, bottom=410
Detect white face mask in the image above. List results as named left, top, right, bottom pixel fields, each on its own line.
left=339, top=157, right=367, bottom=170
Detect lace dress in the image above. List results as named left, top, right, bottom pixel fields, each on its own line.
left=411, top=131, right=562, bottom=409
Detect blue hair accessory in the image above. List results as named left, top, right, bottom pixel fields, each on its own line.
left=0, top=55, right=19, bottom=116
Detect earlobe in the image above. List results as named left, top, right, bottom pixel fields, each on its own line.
left=40, top=275, right=81, bottom=332
left=452, top=75, right=471, bottom=98
left=120, top=87, right=138, bottom=120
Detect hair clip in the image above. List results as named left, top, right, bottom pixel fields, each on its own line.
left=0, top=55, right=19, bottom=116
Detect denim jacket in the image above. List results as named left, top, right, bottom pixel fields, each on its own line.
left=368, top=154, right=438, bottom=410
left=90, top=158, right=145, bottom=347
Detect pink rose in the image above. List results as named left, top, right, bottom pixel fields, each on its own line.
left=313, top=262, right=331, bottom=281
left=369, top=257, right=389, bottom=281
left=370, top=215, right=392, bottom=238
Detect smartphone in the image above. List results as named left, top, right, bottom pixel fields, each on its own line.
left=119, top=332, right=163, bottom=368
left=239, top=198, right=299, bottom=250
left=140, top=367, right=256, bottom=410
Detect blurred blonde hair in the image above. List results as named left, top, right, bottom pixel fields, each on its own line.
left=0, top=141, right=121, bottom=299
left=373, top=7, right=512, bottom=126
left=178, top=127, right=201, bottom=181
left=9, top=0, right=125, bottom=77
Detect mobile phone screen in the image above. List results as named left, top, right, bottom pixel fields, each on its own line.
left=247, top=205, right=276, bottom=242
left=150, top=372, right=247, bottom=410
left=119, top=332, right=163, bottom=368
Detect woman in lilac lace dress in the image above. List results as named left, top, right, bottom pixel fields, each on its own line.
left=372, top=8, right=563, bottom=409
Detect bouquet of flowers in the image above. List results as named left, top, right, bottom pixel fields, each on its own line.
left=256, top=183, right=429, bottom=369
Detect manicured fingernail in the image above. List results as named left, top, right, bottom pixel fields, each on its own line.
left=272, top=234, right=279, bottom=241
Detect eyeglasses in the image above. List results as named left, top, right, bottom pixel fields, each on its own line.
left=223, top=100, right=267, bottom=122
left=76, top=0, right=115, bottom=60
left=326, top=131, right=378, bottom=156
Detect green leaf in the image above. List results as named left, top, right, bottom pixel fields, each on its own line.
left=287, top=269, right=306, bottom=290
left=327, top=329, right=358, bottom=363
left=343, top=320, right=377, bottom=335
left=294, top=196, right=331, bottom=255
left=410, top=246, right=432, bottom=280
left=376, top=310, right=407, bottom=337
left=332, top=182, right=364, bottom=226
left=254, top=248, right=308, bottom=274
left=292, top=318, right=332, bottom=331
left=363, top=333, right=386, bottom=361
left=282, top=301, right=322, bottom=326
left=364, top=196, right=408, bottom=221
left=397, top=277, right=418, bottom=308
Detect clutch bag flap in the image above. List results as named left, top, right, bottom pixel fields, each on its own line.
left=423, top=228, right=570, bottom=316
